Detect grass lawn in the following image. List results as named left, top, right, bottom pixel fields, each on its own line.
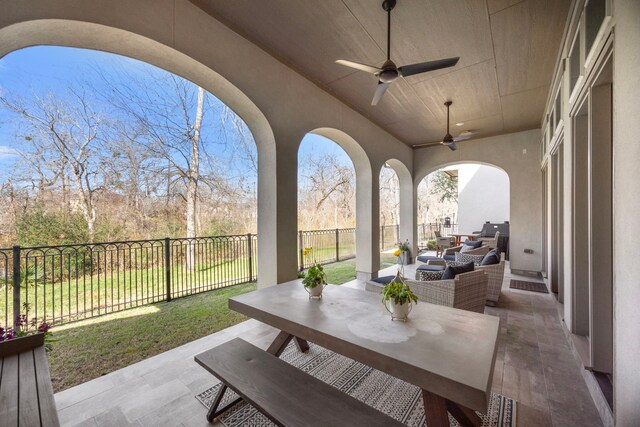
left=47, top=257, right=369, bottom=392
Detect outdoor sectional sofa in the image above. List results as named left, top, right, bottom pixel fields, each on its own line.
left=366, top=269, right=488, bottom=314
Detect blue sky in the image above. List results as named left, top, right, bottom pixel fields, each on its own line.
left=0, top=46, right=353, bottom=180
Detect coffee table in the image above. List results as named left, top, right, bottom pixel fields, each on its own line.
left=229, top=280, right=500, bottom=427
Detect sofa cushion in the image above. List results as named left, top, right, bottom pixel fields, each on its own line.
left=443, top=254, right=456, bottom=262
left=455, top=252, right=485, bottom=266
left=416, top=255, right=443, bottom=263
left=464, top=239, right=483, bottom=248
left=371, top=275, right=396, bottom=285
left=442, top=261, right=474, bottom=280
left=480, top=248, right=501, bottom=266
left=416, top=269, right=445, bottom=281
left=417, top=264, right=446, bottom=271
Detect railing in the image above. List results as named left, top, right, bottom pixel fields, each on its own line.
left=417, top=223, right=459, bottom=248
left=298, top=228, right=356, bottom=270
left=0, top=224, right=459, bottom=329
left=0, top=234, right=257, bottom=329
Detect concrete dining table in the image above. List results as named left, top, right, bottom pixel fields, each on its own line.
left=228, top=280, right=501, bottom=427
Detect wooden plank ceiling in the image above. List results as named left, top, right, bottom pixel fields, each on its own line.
left=191, top=0, right=570, bottom=147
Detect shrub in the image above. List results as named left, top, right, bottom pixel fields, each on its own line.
left=15, top=207, right=89, bottom=247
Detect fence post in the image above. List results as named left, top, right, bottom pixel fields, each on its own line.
left=247, top=233, right=253, bottom=282
left=396, top=224, right=400, bottom=242
left=335, top=228, right=340, bottom=262
left=12, top=245, right=21, bottom=331
left=380, top=226, right=384, bottom=251
left=164, top=238, right=172, bottom=302
left=298, top=231, right=304, bottom=271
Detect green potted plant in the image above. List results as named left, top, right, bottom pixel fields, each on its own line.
left=381, top=273, right=418, bottom=321
left=301, top=248, right=327, bottom=299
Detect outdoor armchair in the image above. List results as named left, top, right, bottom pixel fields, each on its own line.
left=477, top=253, right=506, bottom=305
left=478, top=231, right=501, bottom=249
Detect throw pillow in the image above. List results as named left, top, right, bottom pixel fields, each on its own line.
left=463, top=239, right=483, bottom=248
left=442, top=261, right=474, bottom=280
left=480, top=249, right=500, bottom=266
left=416, top=269, right=444, bottom=281
left=455, top=251, right=485, bottom=266
left=460, top=244, right=475, bottom=253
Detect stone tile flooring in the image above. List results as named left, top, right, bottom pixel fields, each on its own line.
left=54, top=262, right=603, bottom=426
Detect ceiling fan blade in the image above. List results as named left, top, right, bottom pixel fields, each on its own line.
left=398, top=57, right=460, bottom=78
left=453, top=135, right=472, bottom=142
left=335, top=60, right=382, bottom=75
left=447, top=142, right=458, bottom=151
left=372, top=82, right=390, bottom=106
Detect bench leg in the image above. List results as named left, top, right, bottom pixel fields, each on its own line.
left=206, top=383, right=243, bottom=422
left=267, top=331, right=309, bottom=356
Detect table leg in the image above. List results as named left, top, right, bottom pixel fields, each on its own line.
left=421, top=389, right=482, bottom=427
left=422, top=389, right=450, bottom=427
left=266, top=330, right=309, bottom=357
left=445, top=400, right=482, bottom=427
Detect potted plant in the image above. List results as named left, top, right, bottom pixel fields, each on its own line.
left=0, top=303, right=55, bottom=352
left=381, top=273, right=418, bottom=322
left=394, top=239, right=411, bottom=265
left=301, top=248, right=327, bottom=299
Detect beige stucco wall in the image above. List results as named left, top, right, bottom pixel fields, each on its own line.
left=456, top=164, right=510, bottom=232
left=0, top=0, right=414, bottom=286
left=612, top=0, right=640, bottom=423
left=414, top=129, right=542, bottom=272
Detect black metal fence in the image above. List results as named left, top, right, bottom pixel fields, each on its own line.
left=298, top=228, right=356, bottom=270
left=0, top=234, right=257, bottom=329
left=0, top=224, right=459, bottom=329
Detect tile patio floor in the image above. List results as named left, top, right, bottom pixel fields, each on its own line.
left=54, top=262, right=603, bottom=427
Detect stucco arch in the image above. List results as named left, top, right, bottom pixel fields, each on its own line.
left=0, top=19, right=280, bottom=287
left=380, top=159, right=417, bottom=259
left=304, top=128, right=378, bottom=278
left=414, top=130, right=542, bottom=272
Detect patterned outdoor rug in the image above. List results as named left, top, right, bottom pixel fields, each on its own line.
left=196, top=342, right=516, bottom=426
left=510, top=279, right=549, bottom=294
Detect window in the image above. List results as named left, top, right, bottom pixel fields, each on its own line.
left=569, top=30, right=581, bottom=95
left=554, top=89, right=562, bottom=130
left=585, top=0, right=606, bottom=55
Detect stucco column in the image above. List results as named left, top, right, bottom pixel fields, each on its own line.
left=613, top=0, right=640, bottom=422
left=386, top=159, right=416, bottom=262
left=257, top=132, right=299, bottom=288
left=356, top=170, right=379, bottom=281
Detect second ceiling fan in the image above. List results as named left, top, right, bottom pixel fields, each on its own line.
left=336, top=0, right=460, bottom=106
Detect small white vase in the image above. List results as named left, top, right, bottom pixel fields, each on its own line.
left=306, top=282, right=325, bottom=299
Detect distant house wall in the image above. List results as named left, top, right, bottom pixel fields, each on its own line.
left=456, top=164, right=510, bottom=233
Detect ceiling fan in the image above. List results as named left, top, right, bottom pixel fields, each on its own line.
left=335, top=0, right=460, bottom=106
left=440, top=101, right=472, bottom=151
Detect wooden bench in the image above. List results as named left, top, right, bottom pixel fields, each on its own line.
left=195, top=338, right=405, bottom=426
left=0, top=332, right=60, bottom=426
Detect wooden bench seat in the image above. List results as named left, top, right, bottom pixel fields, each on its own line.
left=195, top=338, right=405, bottom=427
left=0, top=333, right=60, bottom=427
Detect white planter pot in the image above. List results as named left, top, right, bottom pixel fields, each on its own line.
left=306, top=282, right=325, bottom=299
left=388, top=300, right=412, bottom=321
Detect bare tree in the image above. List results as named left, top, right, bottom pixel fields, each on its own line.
left=0, top=89, right=105, bottom=241
left=298, top=153, right=355, bottom=230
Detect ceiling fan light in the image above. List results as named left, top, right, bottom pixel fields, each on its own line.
left=378, top=69, right=398, bottom=83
